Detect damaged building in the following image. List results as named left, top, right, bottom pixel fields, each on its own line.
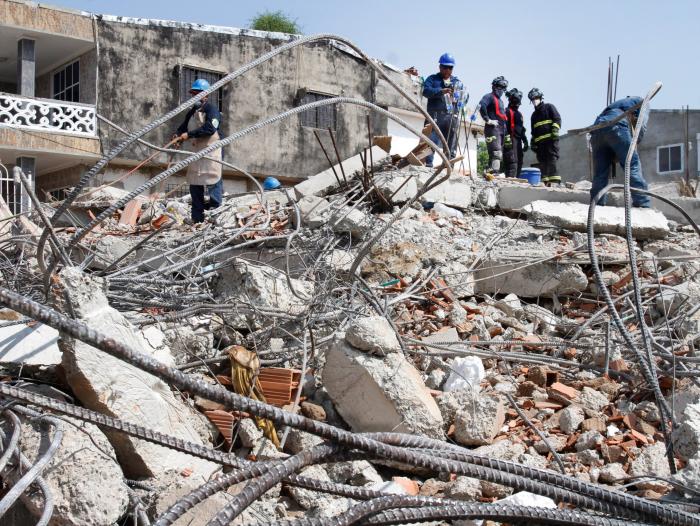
left=1, top=1, right=700, bottom=526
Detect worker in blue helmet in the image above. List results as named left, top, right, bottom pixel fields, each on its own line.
left=174, top=78, right=224, bottom=223
left=263, top=177, right=281, bottom=191
left=422, top=53, right=463, bottom=167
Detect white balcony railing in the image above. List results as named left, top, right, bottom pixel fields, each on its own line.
left=0, top=93, right=96, bottom=137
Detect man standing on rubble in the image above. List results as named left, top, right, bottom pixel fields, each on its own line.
left=528, top=88, right=561, bottom=186
left=175, top=78, right=224, bottom=224
left=422, top=53, right=462, bottom=167
left=590, top=96, right=650, bottom=208
left=478, top=76, right=509, bottom=175
left=503, top=89, right=529, bottom=178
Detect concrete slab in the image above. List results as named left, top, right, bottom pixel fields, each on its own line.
left=0, top=323, right=61, bottom=366
left=497, top=184, right=589, bottom=211
left=294, top=146, right=386, bottom=198
left=524, top=200, right=669, bottom=239
left=608, top=194, right=700, bottom=226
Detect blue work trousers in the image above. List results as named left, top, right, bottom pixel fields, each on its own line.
left=425, top=111, right=458, bottom=167
left=591, top=127, right=650, bottom=208
left=190, top=179, right=223, bottom=223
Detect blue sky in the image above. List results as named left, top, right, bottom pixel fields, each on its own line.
left=57, top=0, right=698, bottom=132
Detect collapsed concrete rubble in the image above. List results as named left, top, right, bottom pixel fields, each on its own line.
left=2, top=48, right=700, bottom=526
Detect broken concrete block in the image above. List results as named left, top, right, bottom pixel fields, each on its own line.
left=497, top=185, right=590, bottom=211
left=524, top=200, right=669, bottom=239
left=345, top=316, right=401, bottom=355
left=599, top=462, right=627, bottom=484
left=439, top=260, right=475, bottom=298
left=559, top=405, right=585, bottom=434
left=284, top=428, right=324, bottom=454
left=295, top=195, right=331, bottom=228
left=444, top=476, right=482, bottom=501
left=495, top=293, right=524, bottom=319
left=374, top=172, right=418, bottom=203
left=331, top=207, right=371, bottom=238
left=323, top=339, right=444, bottom=439
left=58, top=268, right=217, bottom=479
left=325, top=460, right=383, bottom=487
left=287, top=465, right=350, bottom=517
left=0, top=322, right=61, bottom=366
left=575, top=430, right=604, bottom=451
left=578, top=387, right=610, bottom=413
left=4, top=413, right=129, bottom=526
left=418, top=174, right=473, bottom=210
left=673, top=402, right=700, bottom=462
left=475, top=260, right=587, bottom=298
left=629, top=442, right=672, bottom=491
left=215, top=260, right=312, bottom=329
left=237, top=418, right=263, bottom=448
left=453, top=393, right=505, bottom=446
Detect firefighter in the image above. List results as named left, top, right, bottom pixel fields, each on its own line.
left=175, top=78, right=223, bottom=223
left=422, top=53, right=462, bottom=167
left=528, top=88, right=561, bottom=186
left=503, top=88, right=529, bottom=178
left=478, top=76, right=509, bottom=174
left=590, top=96, right=650, bottom=208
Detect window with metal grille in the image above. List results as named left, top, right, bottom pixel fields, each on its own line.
left=53, top=60, right=80, bottom=102
left=657, top=144, right=683, bottom=174
left=298, top=92, right=337, bottom=130
left=48, top=188, right=70, bottom=201
left=180, top=66, right=225, bottom=112
left=165, top=183, right=188, bottom=198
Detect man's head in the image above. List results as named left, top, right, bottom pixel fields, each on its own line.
left=528, top=87, right=543, bottom=106
left=438, top=53, right=455, bottom=80
left=492, top=76, right=508, bottom=97
left=190, top=78, right=211, bottom=106
left=506, top=88, right=523, bottom=108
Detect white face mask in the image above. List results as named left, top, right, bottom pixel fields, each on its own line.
left=533, top=99, right=542, bottom=107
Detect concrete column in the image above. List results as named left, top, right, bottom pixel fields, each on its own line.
left=15, top=156, right=35, bottom=212
left=17, top=38, right=35, bottom=97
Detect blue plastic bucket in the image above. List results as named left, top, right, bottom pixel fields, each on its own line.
left=521, top=167, right=541, bottom=185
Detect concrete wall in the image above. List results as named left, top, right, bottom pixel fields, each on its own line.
left=526, top=110, right=700, bottom=185
left=35, top=48, right=97, bottom=104
left=1, top=0, right=94, bottom=40
left=95, top=19, right=420, bottom=182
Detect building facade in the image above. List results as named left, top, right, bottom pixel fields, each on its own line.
left=2, top=0, right=473, bottom=212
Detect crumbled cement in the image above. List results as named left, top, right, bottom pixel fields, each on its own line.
left=323, top=339, right=444, bottom=439
left=475, top=260, right=588, bottom=298
left=629, top=442, right=671, bottom=491
left=599, top=462, right=627, bottom=484
left=453, top=393, right=505, bottom=446
left=444, top=476, right=482, bottom=501
left=345, top=316, right=401, bottom=355
left=673, top=402, right=700, bottom=461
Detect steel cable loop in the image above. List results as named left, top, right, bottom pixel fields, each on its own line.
left=619, top=84, right=674, bottom=472
left=1, top=289, right=698, bottom=526
left=266, top=496, right=653, bottom=526
left=360, top=504, right=657, bottom=526
left=67, top=98, right=449, bottom=249
left=207, top=444, right=340, bottom=526
left=0, top=410, right=21, bottom=473
left=38, top=32, right=447, bottom=273
left=0, top=412, right=62, bottom=519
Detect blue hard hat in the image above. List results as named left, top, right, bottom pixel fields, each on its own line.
left=190, top=78, right=211, bottom=92
left=263, top=177, right=281, bottom=191
left=439, top=53, right=455, bottom=67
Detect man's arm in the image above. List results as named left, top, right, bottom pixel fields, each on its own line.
left=187, top=105, right=221, bottom=138
left=422, top=75, right=444, bottom=99
left=175, top=107, right=196, bottom=135
left=478, top=94, right=490, bottom=121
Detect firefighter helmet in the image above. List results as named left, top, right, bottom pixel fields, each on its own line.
left=492, top=76, right=508, bottom=89
left=528, top=88, right=544, bottom=101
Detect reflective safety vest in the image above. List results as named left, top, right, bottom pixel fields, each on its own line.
left=531, top=102, right=561, bottom=144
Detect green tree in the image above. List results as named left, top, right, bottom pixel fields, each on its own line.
left=249, top=10, right=301, bottom=34
left=476, top=140, right=489, bottom=174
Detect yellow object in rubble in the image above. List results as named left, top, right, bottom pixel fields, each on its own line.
left=227, top=345, right=280, bottom=448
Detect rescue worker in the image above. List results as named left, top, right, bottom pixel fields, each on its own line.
left=422, top=53, right=463, bottom=167
left=590, top=96, right=650, bottom=208
left=478, top=76, right=509, bottom=174
left=503, top=89, right=529, bottom=178
left=175, top=78, right=223, bottom=223
left=528, top=88, right=561, bottom=186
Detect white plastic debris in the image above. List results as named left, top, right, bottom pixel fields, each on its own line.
left=433, top=202, right=464, bottom=218
left=607, top=424, right=621, bottom=438
left=443, top=356, right=485, bottom=392
left=458, top=491, right=557, bottom=526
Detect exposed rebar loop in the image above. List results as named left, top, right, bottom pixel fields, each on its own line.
left=0, top=419, right=55, bottom=526
left=1, top=288, right=698, bottom=526
left=37, top=33, right=448, bottom=279
left=266, top=496, right=655, bottom=526
left=0, top=409, right=21, bottom=474
left=0, top=411, right=62, bottom=521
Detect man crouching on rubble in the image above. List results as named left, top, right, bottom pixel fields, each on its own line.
left=174, top=78, right=224, bottom=223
